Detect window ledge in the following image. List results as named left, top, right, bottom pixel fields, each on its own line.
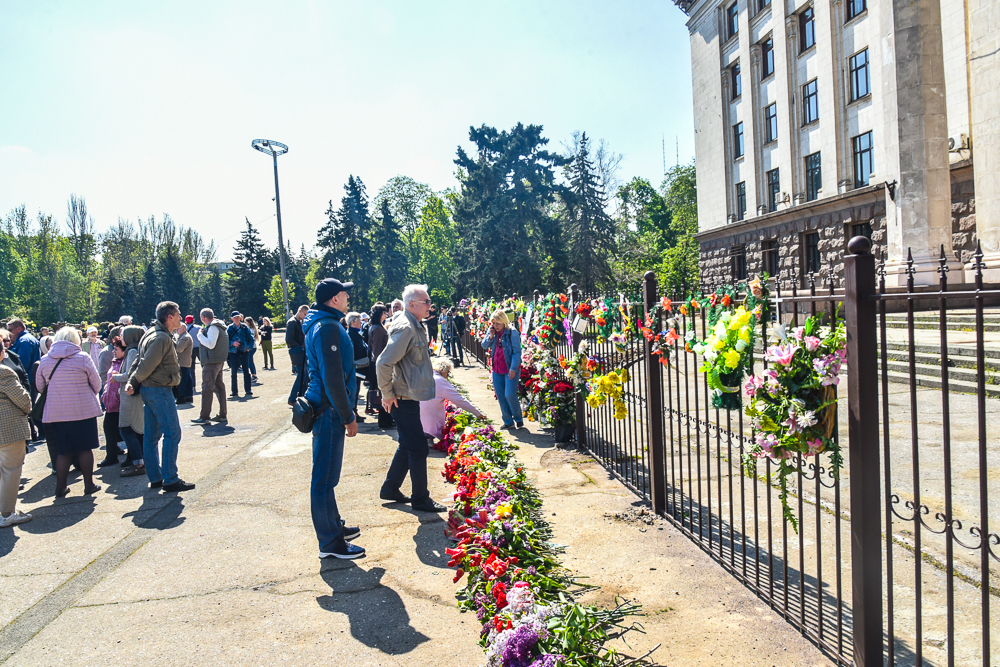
left=798, top=44, right=816, bottom=58
left=847, top=93, right=872, bottom=108
left=845, top=9, right=868, bottom=27
left=801, top=119, right=820, bottom=129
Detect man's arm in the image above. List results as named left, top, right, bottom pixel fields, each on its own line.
left=375, top=324, right=413, bottom=400
left=318, top=323, right=355, bottom=425
left=198, top=325, right=219, bottom=349
left=128, top=337, right=165, bottom=385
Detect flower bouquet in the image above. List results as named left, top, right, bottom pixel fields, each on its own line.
left=585, top=369, right=630, bottom=420
left=743, top=315, right=846, bottom=529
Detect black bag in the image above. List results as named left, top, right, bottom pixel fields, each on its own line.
left=291, top=395, right=317, bottom=433
left=30, top=358, right=65, bottom=422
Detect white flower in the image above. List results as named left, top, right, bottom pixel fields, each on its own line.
left=795, top=410, right=818, bottom=429
left=735, top=339, right=747, bottom=352
left=720, top=311, right=732, bottom=323
left=714, top=321, right=727, bottom=338
left=686, top=330, right=697, bottom=342
left=770, top=323, right=787, bottom=343
left=693, top=343, right=705, bottom=355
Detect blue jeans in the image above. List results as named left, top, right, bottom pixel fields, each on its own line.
left=311, top=407, right=346, bottom=552
left=140, top=386, right=182, bottom=485
left=492, top=371, right=523, bottom=426
left=248, top=348, right=257, bottom=375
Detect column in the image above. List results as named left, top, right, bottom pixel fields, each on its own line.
left=883, top=0, right=963, bottom=285
left=965, top=0, right=1000, bottom=281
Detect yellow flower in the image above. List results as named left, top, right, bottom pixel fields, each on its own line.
left=495, top=504, right=513, bottom=519
left=738, top=327, right=750, bottom=343
left=713, top=337, right=726, bottom=350
left=723, top=349, right=741, bottom=369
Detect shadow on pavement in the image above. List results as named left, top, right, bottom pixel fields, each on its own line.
left=412, top=517, right=449, bottom=569
left=18, top=495, right=97, bottom=534
left=196, top=424, right=237, bottom=438
left=317, top=564, right=430, bottom=654
left=125, top=493, right=186, bottom=530
left=508, top=426, right=557, bottom=450
left=0, top=531, right=16, bottom=559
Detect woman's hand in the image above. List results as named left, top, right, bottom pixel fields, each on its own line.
left=508, top=369, right=516, bottom=380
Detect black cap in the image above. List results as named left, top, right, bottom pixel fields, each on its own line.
left=315, top=278, right=353, bottom=304
left=230, top=311, right=241, bottom=318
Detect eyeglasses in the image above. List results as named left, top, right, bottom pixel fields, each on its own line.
left=417, top=299, right=433, bottom=305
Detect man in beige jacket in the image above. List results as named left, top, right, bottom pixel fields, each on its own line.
left=376, top=284, right=442, bottom=512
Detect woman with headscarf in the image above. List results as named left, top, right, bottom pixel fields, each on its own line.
left=113, top=325, right=145, bottom=477
left=98, top=336, right=126, bottom=467
left=35, top=327, right=103, bottom=497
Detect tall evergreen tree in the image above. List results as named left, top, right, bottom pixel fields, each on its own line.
left=564, top=133, right=616, bottom=291
left=225, top=218, right=274, bottom=317
left=138, top=261, right=160, bottom=324
left=317, top=176, right=373, bottom=303
left=371, top=199, right=409, bottom=302
left=158, top=245, right=190, bottom=315
left=205, top=265, right=226, bottom=317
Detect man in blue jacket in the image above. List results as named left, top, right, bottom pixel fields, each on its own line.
left=304, top=278, right=364, bottom=559
left=227, top=312, right=254, bottom=399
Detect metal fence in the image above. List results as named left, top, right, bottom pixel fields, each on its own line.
left=460, top=239, right=1000, bottom=666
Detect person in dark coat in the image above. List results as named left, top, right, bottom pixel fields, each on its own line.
left=345, top=312, right=369, bottom=424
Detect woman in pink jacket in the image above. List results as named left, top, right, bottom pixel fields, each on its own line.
left=36, top=327, right=103, bottom=498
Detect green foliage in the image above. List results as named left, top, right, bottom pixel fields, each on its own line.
left=318, top=176, right=373, bottom=304
left=265, top=274, right=295, bottom=321
left=412, top=194, right=456, bottom=306
left=370, top=199, right=409, bottom=302
left=225, top=218, right=275, bottom=318
left=563, top=132, right=615, bottom=291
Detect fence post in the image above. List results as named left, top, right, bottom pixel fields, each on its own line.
left=569, top=284, right=586, bottom=448
left=843, top=236, right=883, bottom=667
left=642, top=271, right=667, bottom=514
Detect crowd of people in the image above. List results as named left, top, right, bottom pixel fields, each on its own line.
left=0, top=280, right=506, bottom=567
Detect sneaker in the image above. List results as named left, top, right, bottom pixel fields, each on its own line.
left=162, top=480, right=196, bottom=493
left=340, top=520, right=361, bottom=541
left=230, top=393, right=239, bottom=398
left=411, top=499, right=447, bottom=513
left=122, top=465, right=146, bottom=478
left=515, top=421, right=524, bottom=429
left=148, top=480, right=163, bottom=489
left=0, top=510, right=32, bottom=527
left=245, top=392, right=254, bottom=397
left=211, top=415, right=228, bottom=423
left=379, top=489, right=411, bottom=503
left=319, top=542, right=366, bottom=560
left=190, top=417, right=212, bottom=424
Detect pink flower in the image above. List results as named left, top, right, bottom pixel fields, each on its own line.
left=803, top=336, right=821, bottom=352
left=806, top=438, right=823, bottom=455
left=744, top=376, right=763, bottom=398
left=766, top=343, right=798, bottom=366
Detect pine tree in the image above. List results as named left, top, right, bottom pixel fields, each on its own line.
left=138, top=261, right=160, bottom=325
left=317, top=176, right=373, bottom=303
left=158, top=245, right=190, bottom=315
left=226, top=218, right=274, bottom=318
left=564, top=133, right=616, bottom=291
left=206, top=265, right=226, bottom=317
left=371, top=199, right=408, bottom=302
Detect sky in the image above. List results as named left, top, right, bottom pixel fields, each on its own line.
left=0, top=0, right=694, bottom=261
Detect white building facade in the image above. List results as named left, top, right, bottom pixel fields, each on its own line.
left=675, top=0, right=998, bottom=286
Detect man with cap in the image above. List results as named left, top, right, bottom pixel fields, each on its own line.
left=303, top=278, right=363, bottom=559
left=227, top=312, right=254, bottom=399
left=376, top=284, right=444, bottom=512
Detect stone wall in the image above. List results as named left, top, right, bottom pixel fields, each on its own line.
left=951, top=169, right=977, bottom=263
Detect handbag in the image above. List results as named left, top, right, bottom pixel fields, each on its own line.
left=291, top=395, right=316, bottom=433
left=30, top=357, right=65, bottom=422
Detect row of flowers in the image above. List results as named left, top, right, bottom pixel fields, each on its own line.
left=442, top=408, right=650, bottom=667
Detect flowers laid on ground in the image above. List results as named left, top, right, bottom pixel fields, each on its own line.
left=585, top=369, right=630, bottom=420
left=442, top=408, right=651, bottom=666
left=743, top=314, right=846, bottom=529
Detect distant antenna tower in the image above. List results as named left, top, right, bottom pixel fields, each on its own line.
left=662, top=135, right=667, bottom=175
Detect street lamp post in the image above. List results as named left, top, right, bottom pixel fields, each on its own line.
left=251, top=138, right=290, bottom=320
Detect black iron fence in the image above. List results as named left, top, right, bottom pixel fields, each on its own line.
left=460, top=239, right=1000, bottom=666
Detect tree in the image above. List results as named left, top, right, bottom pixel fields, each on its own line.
left=226, top=218, right=274, bottom=318
left=412, top=194, right=456, bottom=305
left=265, top=274, right=296, bottom=321
left=562, top=132, right=616, bottom=291
left=372, top=176, right=432, bottom=275
left=158, top=245, right=190, bottom=315
left=656, top=161, right=700, bottom=296
left=317, top=176, right=373, bottom=303
left=137, top=260, right=160, bottom=324
left=204, top=265, right=226, bottom=318
left=371, top=199, right=409, bottom=302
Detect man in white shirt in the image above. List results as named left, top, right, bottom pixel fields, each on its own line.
left=191, top=308, right=230, bottom=425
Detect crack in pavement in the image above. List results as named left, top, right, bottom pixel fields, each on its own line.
left=0, top=418, right=293, bottom=665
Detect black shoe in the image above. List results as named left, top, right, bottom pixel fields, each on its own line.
left=245, top=392, right=254, bottom=397
left=319, top=542, right=366, bottom=560
left=411, top=499, right=447, bottom=513
left=162, top=480, right=196, bottom=493
left=379, top=489, right=411, bottom=503
left=97, top=457, right=119, bottom=468
left=515, top=422, right=524, bottom=429
left=149, top=480, right=163, bottom=489
left=230, top=393, right=239, bottom=398
left=191, top=417, right=212, bottom=424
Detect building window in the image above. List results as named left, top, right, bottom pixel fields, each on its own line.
left=767, top=168, right=780, bottom=212
left=757, top=0, right=771, bottom=13
left=846, top=0, right=866, bottom=21
left=849, top=49, right=870, bottom=102
left=732, top=245, right=748, bottom=281
left=731, top=62, right=741, bottom=99
left=852, top=131, right=873, bottom=187
left=804, top=232, right=821, bottom=275
left=805, top=152, right=822, bottom=202
left=763, top=239, right=779, bottom=277
left=736, top=181, right=747, bottom=221
left=733, top=122, right=744, bottom=158
left=802, top=79, right=819, bottom=125
left=761, top=37, right=774, bottom=79
left=764, top=104, right=778, bottom=143
left=799, top=7, right=815, bottom=52
left=726, top=3, right=739, bottom=40
left=852, top=221, right=873, bottom=240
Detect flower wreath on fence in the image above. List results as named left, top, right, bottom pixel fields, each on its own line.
left=442, top=407, right=657, bottom=667
left=742, top=314, right=846, bottom=529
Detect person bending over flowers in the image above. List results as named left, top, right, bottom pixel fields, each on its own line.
left=420, top=358, right=483, bottom=448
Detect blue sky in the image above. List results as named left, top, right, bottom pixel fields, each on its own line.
left=0, top=0, right=694, bottom=260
